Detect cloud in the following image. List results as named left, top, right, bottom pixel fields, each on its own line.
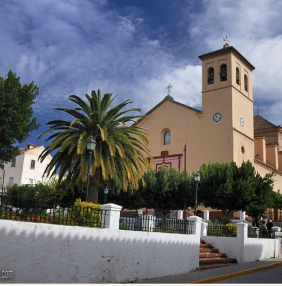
left=1, top=0, right=282, bottom=148
left=186, top=0, right=282, bottom=125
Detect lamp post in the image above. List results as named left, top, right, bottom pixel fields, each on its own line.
left=86, top=136, right=96, bottom=202
left=104, top=186, right=109, bottom=204
left=183, top=145, right=188, bottom=220
left=194, top=172, right=201, bottom=216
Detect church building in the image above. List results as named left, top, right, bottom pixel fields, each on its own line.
left=135, top=43, right=282, bottom=219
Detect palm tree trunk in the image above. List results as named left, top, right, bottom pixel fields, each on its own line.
left=88, top=171, right=100, bottom=204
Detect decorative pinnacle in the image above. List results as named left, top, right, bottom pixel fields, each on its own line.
left=223, top=34, right=230, bottom=48
left=166, top=83, right=173, bottom=96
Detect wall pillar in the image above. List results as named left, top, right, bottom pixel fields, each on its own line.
left=236, top=222, right=248, bottom=263
left=188, top=216, right=202, bottom=238
left=266, top=145, right=278, bottom=169
left=239, top=211, right=246, bottom=221
left=177, top=210, right=183, bottom=219
left=203, top=210, right=209, bottom=221
left=101, top=203, right=122, bottom=230
left=201, top=222, right=208, bottom=237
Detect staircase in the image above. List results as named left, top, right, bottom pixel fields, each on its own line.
left=199, top=239, right=237, bottom=270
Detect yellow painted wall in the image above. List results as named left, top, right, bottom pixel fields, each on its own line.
left=136, top=45, right=282, bottom=193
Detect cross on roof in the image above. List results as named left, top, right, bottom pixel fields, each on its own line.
left=223, top=34, right=230, bottom=44
left=166, top=83, right=173, bottom=96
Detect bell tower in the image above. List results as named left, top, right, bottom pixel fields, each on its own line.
left=198, top=44, right=255, bottom=166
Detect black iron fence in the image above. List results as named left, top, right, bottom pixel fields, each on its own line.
left=207, top=224, right=237, bottom=237
left=0, top=194, right=107, bottom=228
left=119, top=213, right=194, bottom=234
left=207, top=223, right=279, bottom=238
left=248, top=227, right=281, bottom=239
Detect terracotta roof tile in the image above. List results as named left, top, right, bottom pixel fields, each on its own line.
left=254, top=115, right=276, bottom=130
left=19, top=144, right=41, bottom=153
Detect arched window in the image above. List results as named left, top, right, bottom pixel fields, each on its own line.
left=220, top=64, right=227, bottom=81
left=164, top=131, right=171, bottom=145
left=244, top=75, right=248, bottom=91
left=207, top=67, right=214, bottom=84
left=236, top=67, right=240, bottom=85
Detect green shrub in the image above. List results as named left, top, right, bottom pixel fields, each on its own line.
left=70, top=198, right=101, bottom=227
left=207, top=221, right=237, bottom=237
left=225, top=223, right=237, bottom=237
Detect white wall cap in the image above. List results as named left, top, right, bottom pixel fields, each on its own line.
left=101, top=203, right=122, bottom=211
left=187, top=216, right=203, bottom=222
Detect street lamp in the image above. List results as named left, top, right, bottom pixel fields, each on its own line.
left=194, top=172, right=201, bottom=216
left=86, top=136, right=96, bottom=202
left=104, top=186, right=109, bottom=204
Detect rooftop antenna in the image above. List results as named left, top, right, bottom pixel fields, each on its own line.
left=223, top=34, right=230, bottom=47
left=166, top=83, right=173, bottom=96
left=257, top=106, right=259, bottom=115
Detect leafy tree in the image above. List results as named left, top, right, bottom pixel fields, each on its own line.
left=245, top=172, right=275, bottom=218
left=139, top=167, right=187, bottom=218
left=199, top=160, right=275, bottom=217
left=231, top=161, right=257, bottom=211
left=6, top=183, right=66, bottom=210
left=179, top=170, right=196, bottom=211
left=199, top=162, right=236, bottom=215
left=105, top=186, right=144, bottom=210
left=38, top=89, right=151, bottom=204
left=54, top=177, right=86, bottom=207
left=271, top=190, right=282, bottom=209
left=0, top=70, right=40, bottom=164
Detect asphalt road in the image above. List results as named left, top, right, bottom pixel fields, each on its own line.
left=215, top=264, right=282, bottom=283
left=135, top=259, right=282, bottom=284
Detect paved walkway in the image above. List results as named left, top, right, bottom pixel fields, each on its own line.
left=135, top=257, right=282, bottom=284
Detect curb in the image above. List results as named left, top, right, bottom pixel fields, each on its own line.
left=190, top=261, right=282, bottom=284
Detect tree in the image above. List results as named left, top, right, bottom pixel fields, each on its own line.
left=0, top=70, right=40, bottom=164
left=98, top=172, right=144, bottom=209
left=6, top=183, right=66, bottom=210
left=199, top=162, right=236, bottom=215
left=54, top=177, right=86, bottom=207
left=199, top=161, right=275, bottom=216
left=245, top=172, right=275, bottom=218
left=38, top=89, right=151, bottom=204
left=140, top=167, right=189, bottom=218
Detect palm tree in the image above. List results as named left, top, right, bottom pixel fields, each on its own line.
left=38, top=90, right=151, bottom=203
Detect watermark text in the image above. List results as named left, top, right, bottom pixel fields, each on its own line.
left=0, top=270, right=13, bottom=279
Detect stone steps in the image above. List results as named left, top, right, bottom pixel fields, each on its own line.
left=199, top=239, right=237, bottom=270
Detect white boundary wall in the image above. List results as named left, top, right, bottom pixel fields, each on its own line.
left=0, top=209, right=201, bottom=283
left=202, top=222, right=281, bottom=263
left=1, top=205, right=280, bottom=283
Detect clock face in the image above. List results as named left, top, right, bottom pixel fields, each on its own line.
left=240, top=117, right=244, bottom=126
left=213, top=112, right=222, bottom=122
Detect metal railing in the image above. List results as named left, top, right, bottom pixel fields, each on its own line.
left=207, top=224, right=278, bottom=238
left=248, top=227, right=279, bottom=239
left=0, top=195, right=107, bottom=228
left=119, top=213, right=194, bottom=234
left=207, top=224, right=237, bottom=237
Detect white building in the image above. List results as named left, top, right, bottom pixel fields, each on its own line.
left=0, top=143, right=52, bottom=190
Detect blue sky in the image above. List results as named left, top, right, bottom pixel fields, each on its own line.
left=1, top=0, right=282, bottom=149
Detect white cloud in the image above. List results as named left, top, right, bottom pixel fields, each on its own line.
left=187, top=0, right=282, bottom=124
left=1, top=0, right=282, bottom=146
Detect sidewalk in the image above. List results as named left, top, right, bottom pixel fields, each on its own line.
left=135, top=257, right=282, bottom=284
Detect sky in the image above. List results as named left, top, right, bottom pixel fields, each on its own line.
left=1, top=0, right=282, bottom=149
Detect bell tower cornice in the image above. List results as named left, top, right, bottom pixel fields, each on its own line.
left=198, top=46, right=255, bottom=72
